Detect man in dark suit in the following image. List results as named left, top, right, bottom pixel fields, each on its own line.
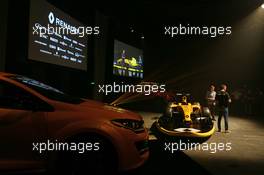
left=216, top=84, right=232, bottom=133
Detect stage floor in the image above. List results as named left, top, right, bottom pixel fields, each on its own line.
left=136, top=112, right=264, bottom=175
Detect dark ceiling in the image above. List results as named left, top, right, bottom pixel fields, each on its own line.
left=94, top=0, right=263, bottom=29
left=49, top=0, right=263, bottom=33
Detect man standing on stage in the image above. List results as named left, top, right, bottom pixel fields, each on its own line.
left=205, top=84, right=216, bottom=121
left=215, top=84, right=232, bottom=133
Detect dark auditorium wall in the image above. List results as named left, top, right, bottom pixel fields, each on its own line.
left=0, top=0, right=8, bottom=72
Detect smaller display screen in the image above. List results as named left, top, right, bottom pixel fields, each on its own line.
left=113, top=40, right=143, bottom=78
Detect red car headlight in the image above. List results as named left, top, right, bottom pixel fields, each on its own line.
left=111, top=119, right=145, bottom=133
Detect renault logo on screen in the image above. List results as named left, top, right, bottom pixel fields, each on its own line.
left=48, top=12, right=55, bottom=24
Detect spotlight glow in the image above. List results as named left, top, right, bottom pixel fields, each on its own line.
left=261, top=3, right=264, bottom=9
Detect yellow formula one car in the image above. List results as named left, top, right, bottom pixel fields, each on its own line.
left=151, top=93, right=215, bottom=143
left=117, top=57, right=140, bottom=67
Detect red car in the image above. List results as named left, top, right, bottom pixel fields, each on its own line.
left=0, top=72, right=149, bottom=174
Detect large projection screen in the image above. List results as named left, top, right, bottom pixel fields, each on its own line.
left=113, top=40, right=143, bottom=79
left=28, top=0, right=87, bottom=70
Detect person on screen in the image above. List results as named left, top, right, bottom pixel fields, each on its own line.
left=205, top=84, right=216, bottom=121
left=215, top=84, right=232, bottom=133
left=119, top=50, right=126, bottom=76
left=121, top=50, right=126, bottom=65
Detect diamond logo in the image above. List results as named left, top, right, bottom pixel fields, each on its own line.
left=48, top=12, right=55, bottom=24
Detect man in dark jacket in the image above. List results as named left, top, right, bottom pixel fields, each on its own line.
left=216, top=84, right=232, bottom=133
